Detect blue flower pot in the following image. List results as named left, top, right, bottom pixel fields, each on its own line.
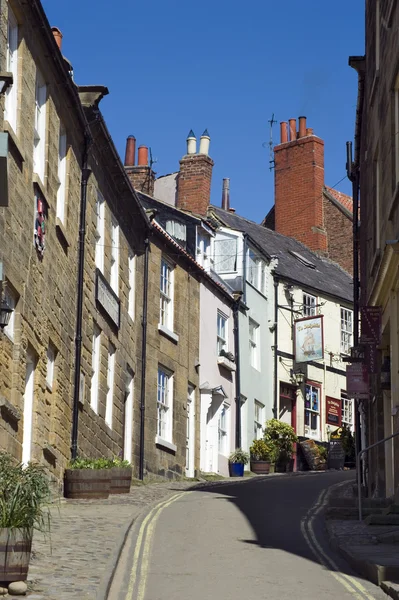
left=229, top=462, right=244, bottom=477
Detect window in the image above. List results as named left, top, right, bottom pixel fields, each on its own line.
left=33, top=69, right=47, bottom=182
left=105, top=344, right=116, bottom=428
left=46, top=344, right=56, bottom=390
left=249, top=318, right=260, bottom=369
left=303, top=293, right=317, bottom=317
left=5, top=7, right=18, bottom=132
left=95, top=193, right=105, bottom=273
left=3, top=286, right=17, bottom=341
left=56, top=125, right=67, bottom=224
left=128, top=251, right=136, bottom=319
left=218, top=403, right=228, bottom=454
left=214, top=235, right=237, bottom=273
left=197, top=232, right=211, bottom=270
left=217, top=311, right=227, bottom=355
left=254, top=400, right=264, bottom=440
left=110, top=218, right=119, bottom=294
left=247, top=248, right=267, bottom=295
left=157, top=367, right=173, bottom=443
left=166, top=220, right=186, bottom=247
left=305, top=383, right=320, bottom=439
left=90, top=324, right=101, bottom=413
left=160, top=258, right=174, bottom=330
left=341, top=308, right=353, bottom=354
left=341, top=392, right=354, bottom=431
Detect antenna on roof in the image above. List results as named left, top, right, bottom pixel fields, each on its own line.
left=262, top=113, right=277, bottom=171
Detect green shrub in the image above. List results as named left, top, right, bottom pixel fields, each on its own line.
left=318, top=445, right=328, bottom=461
left=69, top=456, right=131, bottom=469
left=0, top=453, right=52, bottom=535
left=249, top=439, right=273, bottom=461
left=263, top=419, right=298, bottom=462
left=229, top=449, right=250, bottom=464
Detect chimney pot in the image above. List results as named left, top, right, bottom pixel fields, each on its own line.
left=280, top=122, right=288, bottom=144
left=222, top=178, right=230, bottom=210
left=199, top=129, right=210, bottom=155
left=228, top=208, right=236, bottom=213
left=306, top=128, right=314, bottom=136
left=187, top=130, right=196, bottom=155
left=137, top=145, right=148, bottom=166
left=298, top=116, right=306, bottom=138
left=51, top=27, right=63, bottom=51
left=124, top=135, right=136, bottom=167
left=289, top=119, right=297, bottom=142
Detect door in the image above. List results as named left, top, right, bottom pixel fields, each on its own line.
left=185, top=386, right=195, bottom=477
left=22, top=350, right=35, bottom=466
left=123, top=369, right=134, bottom=463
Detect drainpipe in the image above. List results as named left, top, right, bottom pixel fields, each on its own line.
left=273, top=276, right=279, bottom=419
left=139, top=236, right=150, bottom=480
left=233, top=293, right=242, bottom=448
left=71, top=133, right=92, bottom=460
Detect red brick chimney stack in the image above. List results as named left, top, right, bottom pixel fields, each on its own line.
left=176, top=129, right=214, bottom=216
left=124, top=137, right=155, bottom=196
left=274, top=116, right=327, bottom=254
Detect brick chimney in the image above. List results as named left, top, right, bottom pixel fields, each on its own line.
left=124, top=136, right=155, bottom=196
left=274, top=117, right=327, bottom=254
left=176, top=130, right=214, bottom=216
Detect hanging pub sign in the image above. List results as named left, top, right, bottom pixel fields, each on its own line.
left=346, top=363, right=369, bottom=399
left=294, top=315, right=324, bottom=363
left=326, top=396, right=342, bottom=426
left=360, top=306, right=382, bottom=346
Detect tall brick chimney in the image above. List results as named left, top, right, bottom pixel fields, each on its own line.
left=124, top=136, right=155, bottom=196
left=176, top=130, right=214, bottom=216
left=274, top=117, right=327, bottom=254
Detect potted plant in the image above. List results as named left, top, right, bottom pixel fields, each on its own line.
left=0, top=453, right=52, bottom=583
left=264, top=419, right=298, bottom=473
left=109, top=457, right=132, bottom=495
left=249, top=439, right=274, bottom=474
left=228, top=449, right=249, bottom=477
left=64, top=458, right=113, bottom=499
left=316, top=444, right=328, bottom=470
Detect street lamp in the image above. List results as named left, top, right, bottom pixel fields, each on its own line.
left=294, top=368, right=305, bottom=385
left=0, top=72, right=13, bottom=95
left=0, top=297, right=12, bottom=329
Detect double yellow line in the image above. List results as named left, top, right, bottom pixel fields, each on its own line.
left=125, top=491, right=188, bottom=600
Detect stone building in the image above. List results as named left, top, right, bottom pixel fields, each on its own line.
left=352, top=0, right=399, bottom=499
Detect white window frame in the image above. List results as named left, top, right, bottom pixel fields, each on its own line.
left=159, top=258, right=174, bottom=331
left=95, top=192, right=105, bottom=273
left=156, top=367, right=174, bottom=445
left=303, top=293, right=317, bottom=317
left=56, top=124, right=67, bottom=224
left=247, top=248, right=267, bottom=295
left=128, top=251, right=136, bottom=320
left=33, top=69, right=47, bottom=182
left=305, top=383, right=320, bottom=440
left=90, top=324, right=101, bottom=413
left=110, top=217, right=119, bottom=294
left=105, top=344, right=116, bottom=428
left=5, top=6, right=18, bottom=132
left=341, top=307, right=353, bottom=355
left=197, top=232, right=211, bottom=270
left=218, top=403, right=229, bottom=455
left=3, top=286, right=17, bottom=342
left=254, top=400, right=264, bottom=440
left=249, top=318, right=260, bottom=369
left=46, top=343, right=56, bottom=390
left=217, top=311, right=227, bottom=356
left=341, top=392, right=354, bottom=431
left=213, top=234, right=237, bottom=274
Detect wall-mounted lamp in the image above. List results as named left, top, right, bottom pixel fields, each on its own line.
left=0, top=72, right=13, bottom=95
left=294, top=368, right=305, bottom=385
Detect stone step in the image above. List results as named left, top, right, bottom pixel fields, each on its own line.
left=381, top=580, right=399, bottom=600
left=365, top=514, right=399, bottom=526
left=325, top=506, right=384, bottom=520
left=339, top=544, right=399, bottom=586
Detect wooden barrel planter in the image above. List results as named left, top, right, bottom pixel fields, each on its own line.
left=110, top=467, right=132, bottom=494
left=0, top=528, right=32, bottom=582
left=250, top=460, right=271, bottom=475
left=64, top=469, right=111, bottom=499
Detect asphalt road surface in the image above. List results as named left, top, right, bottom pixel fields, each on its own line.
left=109, top=471, right=388, bottom=600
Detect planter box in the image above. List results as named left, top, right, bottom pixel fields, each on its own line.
left=110, top=467, right=132, bottom=494
left=0, top=528, right=32, bottom=582
left=64, top=468, right=111, bottom=499
left=250, top=460, right=271, bottom=475
left=229, top=463, right=244, bottom=477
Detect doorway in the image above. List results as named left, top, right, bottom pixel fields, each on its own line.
left=123, top=369, right=134, bottom=463
left=22, top=350, right=36, bottom=466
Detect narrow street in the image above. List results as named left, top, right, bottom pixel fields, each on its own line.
left=109, top=472, right=387, bottom=600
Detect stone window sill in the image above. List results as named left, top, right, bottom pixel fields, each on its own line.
left=155, top=436, right=176, bottom=453
left=33, top=174, right=51, bottom=210
left=158, top=324, right=179, bottom=344
left=56, top=217, right=70, bottom=248
left=3, top=121, right=25, bottom=164
left=0, top=396, right=21, bottom=421
left=217, top=356, right=236, bottom=371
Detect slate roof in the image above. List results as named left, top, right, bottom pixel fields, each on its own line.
left=211, top=206, right=353, bottom=303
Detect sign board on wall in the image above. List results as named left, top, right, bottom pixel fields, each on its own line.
left=326, top=397, right=342, bottom=426
left=95, top=269, right=121, bottom=328
left=360, top=306, right=382, bottom=346
left=294, top=316, right=324, bottom=363
left=346, top=363, right=369, bottom=398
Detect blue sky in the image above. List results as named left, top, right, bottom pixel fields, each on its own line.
left=42, top=0, right=364, bottom=223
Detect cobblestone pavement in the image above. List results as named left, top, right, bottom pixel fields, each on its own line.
left=26, top=480, right=198, bottom=600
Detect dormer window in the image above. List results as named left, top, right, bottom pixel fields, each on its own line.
left=197, top=231, right=211, bottom=270
left=166, top=220, right=186, bottom=247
